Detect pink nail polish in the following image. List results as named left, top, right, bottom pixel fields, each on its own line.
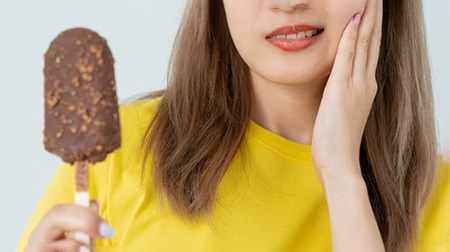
left=353, top=14, right=361, bottom=26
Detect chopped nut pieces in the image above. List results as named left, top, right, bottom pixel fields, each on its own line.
left=44, top=28, right=121, bottom=164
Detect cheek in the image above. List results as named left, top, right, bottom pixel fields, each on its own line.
left=223, top=1, right=251, bottom=45
left=323, top=0, right=366, bottom=54
left=324, top=0, right=366, bottom=29
left=223, top=0, right=260, bottom=62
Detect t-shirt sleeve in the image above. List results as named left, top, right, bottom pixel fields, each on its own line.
left=16, top=162, right=76, bottom=251
left=16, top=98, right=158, bottom=251
left=16, top=157, right=113, bottom=251
left=416, top=157, right=450, bottom=251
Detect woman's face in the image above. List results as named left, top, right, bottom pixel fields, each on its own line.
left=222, top=0, right=366, bottom=86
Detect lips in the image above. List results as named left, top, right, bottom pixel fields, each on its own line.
left=265, top=25, right=325, bottom=52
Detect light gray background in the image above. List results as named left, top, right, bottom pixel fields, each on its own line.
left=0, top=1, right=448, bottom=250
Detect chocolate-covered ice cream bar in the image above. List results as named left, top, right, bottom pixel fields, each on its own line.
left=43, top=28, right=121, bottom=251
left=43, top=28, right=121, bottom=164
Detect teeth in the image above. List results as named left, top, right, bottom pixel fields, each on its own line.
left=286, top=34, right=297, bottom=39
left=271, top=29, right=322, bottom=40
left=297, top=31, right=306, bottom=39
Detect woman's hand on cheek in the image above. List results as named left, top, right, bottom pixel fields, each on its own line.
left=311, top=0, right=382, bottom=185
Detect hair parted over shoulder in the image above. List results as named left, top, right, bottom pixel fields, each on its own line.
left=140, top=0, right=437, bottom=251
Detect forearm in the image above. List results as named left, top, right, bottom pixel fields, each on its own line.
left=323, top=172, right=385, bottom=252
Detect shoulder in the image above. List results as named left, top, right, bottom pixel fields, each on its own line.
left=432, top=156, right=450, bottom=195
left=119, top=95, right=163, bottom=128
left=107, top=95, right=163, bottom=163
left=416, top=156, right=450, bottom=250
left=88, top=95, right=162, bottom=195
left=91, top=96, right=163, bottom=246
left=120, top=95, right=162, bottom=115
left=435, top=156, right=450, bottom=202
left=422, top=155, right=450, bottom=214
left=115, top=96, right=162, bottom=145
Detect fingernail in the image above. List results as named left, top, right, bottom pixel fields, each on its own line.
left=99, top=222, right=115, bottom=238
left=79, top=246, right=90, bottom=252
left=353, top=13, right=361, bottom=26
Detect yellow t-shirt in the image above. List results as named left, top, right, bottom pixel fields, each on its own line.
left=17, top=98, right=450, bottom=251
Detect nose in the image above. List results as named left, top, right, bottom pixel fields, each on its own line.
left=270, top=0, right=310, bottom=13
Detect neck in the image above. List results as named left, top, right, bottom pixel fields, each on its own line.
left=250, top=73, right=328, bottom=145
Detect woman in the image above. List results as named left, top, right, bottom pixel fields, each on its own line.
left=18, top=0, right=449, bottom=251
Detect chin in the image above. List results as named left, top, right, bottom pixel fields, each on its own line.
left=265, top=71, right=327, bottom=86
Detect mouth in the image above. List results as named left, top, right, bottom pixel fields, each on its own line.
left=265, top=25, right=325, bottom=52
left=266, top=25, right=325, bottom=40
left=266, top=28, right=324, bottom=40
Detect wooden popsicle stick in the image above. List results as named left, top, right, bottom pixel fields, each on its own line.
left=75, top=161, right=91, bottom=252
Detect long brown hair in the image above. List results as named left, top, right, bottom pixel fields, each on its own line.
left=141, top=0, right=437, bottom=251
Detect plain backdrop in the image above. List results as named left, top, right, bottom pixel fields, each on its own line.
left=0, top=1, right=448, bottom=250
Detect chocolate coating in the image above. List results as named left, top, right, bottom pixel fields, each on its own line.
left=44, top=28, right=121, bottom=164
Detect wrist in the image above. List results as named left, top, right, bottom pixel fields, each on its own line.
left=318, top=160, right=363, bottom=180
left=321, top=170, right=367, bottom=198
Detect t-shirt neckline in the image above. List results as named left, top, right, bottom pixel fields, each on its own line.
left=246, top=119, right=313, bottom=164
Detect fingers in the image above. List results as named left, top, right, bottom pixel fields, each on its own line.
left=329, top=13, right=361, bottom=83
left=353, top=0, right=379, bottom=81
left=366, top=0, right=383, bottom=74
left=89, top=200, right=99, bottom=249
left=30, top=203, right=113, bottom=244
left=40, top=239, right=90, bottom=252
left=65, top=200, right=100, bottom=247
